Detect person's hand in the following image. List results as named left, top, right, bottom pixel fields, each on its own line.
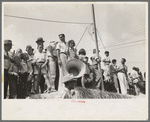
left=41, top=64, right=46, bottom=68
left=58, top=59, right=62, bottom=66
left=13, top=72, right=18, bottom=76
left=96, top=58, right=101, bottom=63
left=71, top=90, right=75, bottom=96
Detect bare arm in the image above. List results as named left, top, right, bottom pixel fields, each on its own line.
left=47, top=45, right=54, bottom=57
left=57, top=49, right=62, bottom=66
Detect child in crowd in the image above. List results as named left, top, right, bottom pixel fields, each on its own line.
left=8, top=56, right=21, bottom=99
left=19, top=53, right=30, bottom=98
left=78, top=48, right=87, bottom=87
left=66, top=40, right=78, bottom=60
left=26, top=45, right=34, bottom=96
left=32, top=44, right=50, bottom=94
left=78, top=48, right=86, bottom=62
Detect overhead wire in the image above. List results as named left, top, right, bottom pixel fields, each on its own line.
left=87, top=24, right=145, bottom=50
left=101, top=39, right=145, bottom=48
left=76, top=26, right=89, bottom=48
left=4, top=14, right=92, bottom=25
left=86, top=41, right=145, bottom=52
left=101, top=30, right=145, bottom=46
left=106, top=31, right=145, bottom=46
left=96, top=29, right=106, bottom=51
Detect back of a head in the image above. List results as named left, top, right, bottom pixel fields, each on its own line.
left=79, top=48, right=86, bottom=55
left=20, top=53, right=29, bottom=61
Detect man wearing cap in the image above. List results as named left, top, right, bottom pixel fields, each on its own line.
left=46, top=41, right=58, bottom=91
left=32, top=37, right=47, bottom=93
left=4, top=39, right=14, bottom=99
left=102, top=51, right=111, bottom=82
left=55, top=74, right=78, bottom=99
left=56, top=34, right=68, bottom=92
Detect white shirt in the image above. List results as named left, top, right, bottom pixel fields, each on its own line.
left=56, top=41, right=66, bottom=53
left=130, top=70, right=139, bottom=83
left=46, top=42, right=57, bottom=57
left=102, top=55, right=111, bottom=66
left=34, top=51, right=47, bottom=63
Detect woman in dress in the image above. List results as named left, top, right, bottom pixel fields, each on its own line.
left=117, top=58, right=129, bottom=94
left=66, top=40, right=78, bottom=60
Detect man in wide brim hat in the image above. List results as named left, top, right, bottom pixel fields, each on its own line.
left=4, top=39, right=13, bottom=99
left=4, top=39, right=13, bottom=46
left=55, top=74, right=80, bottom=99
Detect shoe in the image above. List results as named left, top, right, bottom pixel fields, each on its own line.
left=51, top=88, right=57, bottom=92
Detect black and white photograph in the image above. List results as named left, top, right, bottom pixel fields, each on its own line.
left=2, top=2, right=148, bottom=120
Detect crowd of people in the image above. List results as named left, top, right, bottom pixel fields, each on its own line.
left=4, top=34, right=146, bottom=99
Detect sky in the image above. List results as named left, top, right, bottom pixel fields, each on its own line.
left=3, top=2, right=148, bottom=74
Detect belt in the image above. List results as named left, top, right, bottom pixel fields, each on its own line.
left=60, top=52, right=67, bottom=55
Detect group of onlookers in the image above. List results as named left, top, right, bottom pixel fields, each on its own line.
left=4, top=34, right=145, bottom=99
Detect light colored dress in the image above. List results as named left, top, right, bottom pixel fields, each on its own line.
left=67, top=47, right=77, bottom=60
left=117, top=64, right=129, bottom=94
left=56, top=41, right=68, bottom=92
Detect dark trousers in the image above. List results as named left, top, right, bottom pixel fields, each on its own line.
left=4, top=69, right=9, bottom=99
left=9, top=75, right=17, bottom=99
left=55, top=62, right=59, bottom=90
left=17, top=72, right=29, bottom=98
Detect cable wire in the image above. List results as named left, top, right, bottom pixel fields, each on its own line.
left=86, top=41, right=145, bottom=52
left=4, top=14, right=92, bottom=25
left=97, top=29, right=106, bottom=51
left=76, top=26, right=88, bottom=48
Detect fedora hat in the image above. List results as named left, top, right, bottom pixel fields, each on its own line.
left=36, top=37, right=45, bottom=44
left=4, top=40, right=13, bottom=45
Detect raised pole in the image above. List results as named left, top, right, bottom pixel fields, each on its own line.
left=92, top=4, right=104, bottom=91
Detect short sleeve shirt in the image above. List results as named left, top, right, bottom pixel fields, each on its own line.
left=102, top=55, right=111, bottom=66
left=34, top=51, right=47, bottom=63
left=130, top=70, right=139, bottom=83
left=56, top=42, right=66, bottom=53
